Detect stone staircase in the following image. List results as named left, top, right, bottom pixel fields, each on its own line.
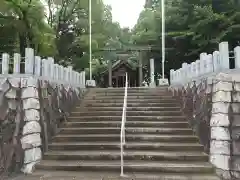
left=31, top=88, right=220, bottom=180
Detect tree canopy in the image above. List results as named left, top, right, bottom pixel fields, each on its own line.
left=132, top=0, right=240, bottom=78
left=0, top=0, right=130, bottom=77
left=0, top=0, right=240, bottom=82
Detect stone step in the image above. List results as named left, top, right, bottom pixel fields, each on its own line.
left=71, top=111, right=182, bottom=116
left=67, top=115, right=186, bottom=122
left=93, top=88, right=168, bottom=92
left=64, top=121, right=189, bottom=128
left=48, top=142, right=204, bottom=151
left=84, top=99, right=176, bottom=103
left=83, top=102, right=179, bottom=107
left=91, top=92, right=172, bottom=96
left=36, top=160, right=215, bottom=174
left=53, top=134, right=198, bottom=143
left=84, top=96, right=175, bottom=100
left=59, top=127, right=193, bottom=135
left=29, top=170, right=220, bottom=180
left=43, top=150, right=209, bottom=162
left=93, top=89, right=169, bottom=93
left=79, top=106, right=181, bottom=111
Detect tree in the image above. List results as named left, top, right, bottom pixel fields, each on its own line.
left=132, top=0, right=240, bottom=79
left=0, top=0, right=128, bottom=76
left=0, top=0, right=55, bottom=56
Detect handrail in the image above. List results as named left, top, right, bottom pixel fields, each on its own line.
left=120, top=72, right=128, bottom=177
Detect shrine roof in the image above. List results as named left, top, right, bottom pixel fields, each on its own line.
left=101, top=59, right=137, bottom=75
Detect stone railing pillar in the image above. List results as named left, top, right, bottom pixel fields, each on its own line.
left=149, top=58, right=156, bottom=87
left=213, top=51, right=221, bottom=72
left=2, top=53, right=10, bottom=74
left=206, top=54, right=213, bottom=74
left=219, top=42, right=230, bottom=70
left=25, top=48, right=34, bottom=74
left=200, top=53, right=207, bottom=75
left=13, top=53, right=21, bottom=74
left=34, top=56, right=42, bottom=76
left=234, top=46, right=240, bottom=69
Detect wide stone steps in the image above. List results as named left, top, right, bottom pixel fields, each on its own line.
left=90, top=93, right=172, bottom=97
left=84, top=102, right=179, bottom=107
left=32, top=88, right=219, bottom=180
left=79, top=106, right=181, bottom=111
left=71, top=110, right=182, bottom=116
left=92, top=88, right=168, bottom=93
left=68, top=115, right=186, bottom=121
left=84, top=99, right=176, bottom=103
left=59, top=127, right=193, bottom=135
left=36, top=160, right=215, bottom=174
left=28, top=170, right=220, bottom=180
left=48, top=142, right=204, bottom=151
left=43, top=150, right=209, bottom=162
left=64, top=121, right=189, bottom=128
left=84, top=95, right=174, bottom=100
left=53, top=134, right=199, bottom=143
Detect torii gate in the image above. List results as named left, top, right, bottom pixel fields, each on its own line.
left=87, top=0, right=168, bottom=88
left=97, top=45, right=163, bottom=87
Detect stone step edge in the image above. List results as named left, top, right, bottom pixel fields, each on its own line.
left=29, top=170, right=220, bottom=180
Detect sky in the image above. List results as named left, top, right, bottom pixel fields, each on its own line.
left=103, top=0, right=145, bottom=29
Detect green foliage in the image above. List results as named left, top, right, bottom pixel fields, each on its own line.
left=1, top=0, right=238, bottom=83
left=132, top=0, right=240, bottom=78
left=0, top=0, right=130, bottom=76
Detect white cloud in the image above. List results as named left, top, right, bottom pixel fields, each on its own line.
left=103, top=0, right=145, bottom=29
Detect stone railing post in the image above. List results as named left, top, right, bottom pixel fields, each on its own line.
left=68, top=66, right=73, bottom=85
left=149, top=58, right=156, bottom=87
left=182, top=63, right=188, bottom=84
left=47, top=57, right=54, bottom=80
left=25, top=48, right=34, bottom=74
left=41, top=59, right=49, bottom=78
left=196, top=60, right=200, bottom=78
left=179, top=68, right=183, bottom=84
left=59, top=66, right=64, bottom=82
left=170, top=69, right=174, bottom=84
left=187, top=64, right=192, bottom=80
left=2, top=53, right=9, bottom=74
left=64, top=67, right=68, bottom=83
left=13, top=53, right=21, bottom=74
left=174, top=70, right=177, bottom=85
left=200, top=53, right=207, bottom=75
left=206, top=54, right=213, bottom=74
left=234, top=46, right=240, bottom=69
left=191, top=62, right=196, bottom=78
left=172, top=70, right=176, bottom=85
left=53, top=64, right=59, bottom=81
left=34, top=56, right=41, bottom=76
left=219, top=42, right=230, bottom=70
left=81, top=71, right=86, bottom=88
left=213, top=51, right=220, bottom=72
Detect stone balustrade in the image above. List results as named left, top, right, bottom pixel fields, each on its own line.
left=170, top=73, right=240, bottom=179
left=0, top=48, right=87, bottom=178
left=170, top=42, right=240, bottom=86
left=0, top=48, right=85, bottom=88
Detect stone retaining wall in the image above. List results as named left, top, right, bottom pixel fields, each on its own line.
left=171, top=72, right=240, bottom=179
left=0, top=76, right=86, bottom=178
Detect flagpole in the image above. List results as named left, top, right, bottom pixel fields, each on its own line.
left=89, top=0, right=92, bottom=80
left=161, top=0, right=165, bottom=79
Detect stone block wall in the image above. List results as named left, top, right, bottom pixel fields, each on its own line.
left=0, top=76, right=86, bottom=178
left=171, top=72, right=240, bottom=179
